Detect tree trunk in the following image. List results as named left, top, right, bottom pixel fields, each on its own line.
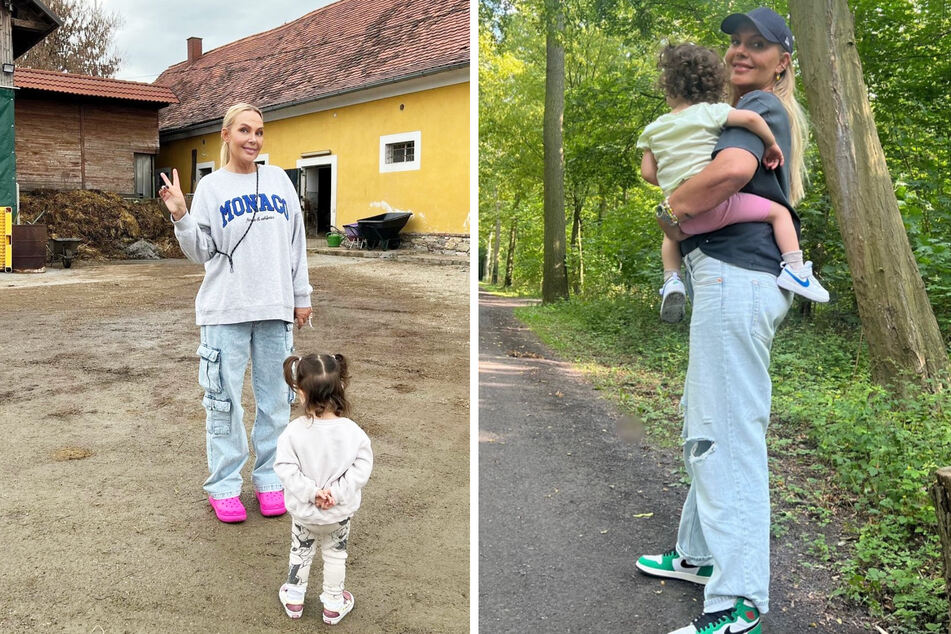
left=570, top=193, right=583, bottom=295
left=483, top=231, right=493, bottom=282
left=789, top=0, right=948, bottom=389
left=542, top=0, right=569, bottom=303
left=504, top=219, right=517, bottom=288
left=930, top=466, right=951, bottom=631
left=491, top=214, right=502, bottom=285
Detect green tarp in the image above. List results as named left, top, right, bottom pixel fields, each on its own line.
left=0, top=87, right=15, bottom=221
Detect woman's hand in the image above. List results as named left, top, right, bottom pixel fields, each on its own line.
left=668, top=148, right=759, bottom=218
left=158, top=169, right=188, bottom=221
left=657, top=218, right=689, bottom=242
left=762, top=142, right=785, bottom=170
left=295, top=307, right=313, bottom=330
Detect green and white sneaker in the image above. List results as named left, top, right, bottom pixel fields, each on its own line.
left=668, top=598, right=761, bottom=634
left=636, top=548, right=713, bottom=585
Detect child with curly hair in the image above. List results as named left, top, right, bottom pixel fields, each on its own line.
left=637, top=43, right=828, bottom=323
left=274, top=353, right=372, bottom=625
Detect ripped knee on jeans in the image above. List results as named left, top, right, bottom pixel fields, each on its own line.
left=685, top=437, right=715, bottom=463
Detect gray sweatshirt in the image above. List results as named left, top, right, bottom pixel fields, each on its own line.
left=173, top=165, right=312, bottom=325
left=274, top=415, right=373, bottom=525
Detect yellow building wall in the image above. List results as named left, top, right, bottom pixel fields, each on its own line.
left=158, top=81, right=469, bottom=235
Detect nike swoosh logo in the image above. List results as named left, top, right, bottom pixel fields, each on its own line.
left=784, top=270, right=811, bottom=288
left=728, top=618, right=760, bottom=633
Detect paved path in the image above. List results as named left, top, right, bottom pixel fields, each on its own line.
left=477, top=291, right=869, bottom=634
left=478, top=291, right=699, bottom=633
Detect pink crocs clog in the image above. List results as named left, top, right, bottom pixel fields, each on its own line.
left=255, top=490, right=286, bottom=517
left=208, top=495, right=247, bottom=523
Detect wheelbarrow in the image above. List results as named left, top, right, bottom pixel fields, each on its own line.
left=356, top=212, right=412, bottom=250
left=48, top=237, right=83, bottom=268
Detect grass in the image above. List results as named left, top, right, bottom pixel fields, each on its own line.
left=506, top=289, right=951, bottom=633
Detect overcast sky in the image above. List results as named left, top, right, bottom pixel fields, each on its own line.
left=94, top=0, right=338, bottom=82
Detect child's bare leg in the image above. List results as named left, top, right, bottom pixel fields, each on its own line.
left=659, top=236, right=687, bottom=322
left=764, top=202, right=800, bottom=258
left=767, top=202, right=830, bottom=302
left=661, top=235, right=682, bottom=280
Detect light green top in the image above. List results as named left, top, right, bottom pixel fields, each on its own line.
left=636, top=102, right=733, bottom=195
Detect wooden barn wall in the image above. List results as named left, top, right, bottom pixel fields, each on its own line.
left=15, top=96, right=160, bottom=193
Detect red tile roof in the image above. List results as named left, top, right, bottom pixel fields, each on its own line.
left=14, top=67, right=179, bottom=104
left=154, top=0, right=469, bottom=133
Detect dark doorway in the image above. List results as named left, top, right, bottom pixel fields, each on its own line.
left=316, top=165, right=331, bottom=234
left=301, top=164, right=333, bottom=235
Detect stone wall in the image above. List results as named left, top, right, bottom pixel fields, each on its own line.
left=401, top=233, right=470, bottom=255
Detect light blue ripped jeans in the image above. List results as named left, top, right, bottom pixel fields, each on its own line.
left=197, top=320, right=295, bottom=499
left=675, top=249, right=792, bottom=615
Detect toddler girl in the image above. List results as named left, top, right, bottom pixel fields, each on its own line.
left=274, top=353, right=373, bottom=624
left=637, top=43, right=828, bottom=323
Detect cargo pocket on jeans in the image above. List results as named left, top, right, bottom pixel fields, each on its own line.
left=197, top=343, right=222, bottom=393
left=202, top=395, right=232, bottom=436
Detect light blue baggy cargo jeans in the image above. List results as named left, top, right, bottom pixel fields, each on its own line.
left=676, top=249, right=792, bottom=615
left=197, top=320, right=294, bottom=499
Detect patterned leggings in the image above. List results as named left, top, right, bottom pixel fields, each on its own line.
left=284, top=517, right=351, bottom=609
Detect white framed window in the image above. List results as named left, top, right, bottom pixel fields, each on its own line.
left=196, top=161, right=215, bottom=183
left=134, top=153, right=154, bottom=198
left=379, top=131, right=421, bottom=173
left=254, top=153, right=270, bottom=166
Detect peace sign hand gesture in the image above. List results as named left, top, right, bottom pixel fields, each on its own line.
left=158, top=169, right=188, bottom=221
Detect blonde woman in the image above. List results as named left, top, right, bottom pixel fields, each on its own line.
left=635, top=8, right=810, bottom=633
left=160, top=103, right=313, bottom=523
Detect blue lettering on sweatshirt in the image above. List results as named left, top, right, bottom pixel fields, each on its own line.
left=219, top=199, right=233, bottom=227
left=220, top=192, right=289, bottom=228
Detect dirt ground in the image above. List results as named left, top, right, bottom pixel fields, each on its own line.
left=0, top=253, right=469, bottom=632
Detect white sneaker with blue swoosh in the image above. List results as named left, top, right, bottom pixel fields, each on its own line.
left=776, top=260, right=829, bottom=303
left=668, top=598, right=761, bottom=634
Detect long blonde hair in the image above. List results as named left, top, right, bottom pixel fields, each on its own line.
left=219, top=103, right=263, bottom=167
left=772, top=63, right=809, bottom=205
left=729, top=59, right=809, bottom=206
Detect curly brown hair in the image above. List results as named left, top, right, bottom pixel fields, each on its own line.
left=658, top=43, right=727, bottom=105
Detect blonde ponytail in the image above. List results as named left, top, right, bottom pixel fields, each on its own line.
left=771, top=64, right=809, bottom=205
left=728, top=61, right=809, bottom=206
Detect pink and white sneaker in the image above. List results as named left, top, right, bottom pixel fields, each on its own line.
left=208, top=496, right=246, bottom=523
left=255, top=490, right=286, bottom=517
left=322, top=590, right=354, bottom=625
left=279, top=584, right=304, bottom=619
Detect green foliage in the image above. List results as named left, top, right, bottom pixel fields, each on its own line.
left=480, top=0, right=951, bottom=340
left=774, top=359, right=951, bottom=631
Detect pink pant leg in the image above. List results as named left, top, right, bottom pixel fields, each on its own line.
left=678, top=192, right=773, bottom=236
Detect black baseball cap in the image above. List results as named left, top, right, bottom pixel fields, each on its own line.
left=721, top=7, right=794, bottom=54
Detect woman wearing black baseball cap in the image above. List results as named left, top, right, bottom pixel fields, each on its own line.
left=634, top=8, right=808, bottom=633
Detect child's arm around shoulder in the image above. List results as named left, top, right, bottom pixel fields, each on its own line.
left=328, top=424, right=373, bottom=506
left=725, top=108, right=784, bottom=170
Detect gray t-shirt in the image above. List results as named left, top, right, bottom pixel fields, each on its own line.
left=679, top=90, right=801, bottom=276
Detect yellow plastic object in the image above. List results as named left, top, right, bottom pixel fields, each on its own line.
left=0, top=207, right=11, bottom=272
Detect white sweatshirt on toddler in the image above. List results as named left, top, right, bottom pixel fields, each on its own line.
left=274, top=415, right=373, bottom=525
